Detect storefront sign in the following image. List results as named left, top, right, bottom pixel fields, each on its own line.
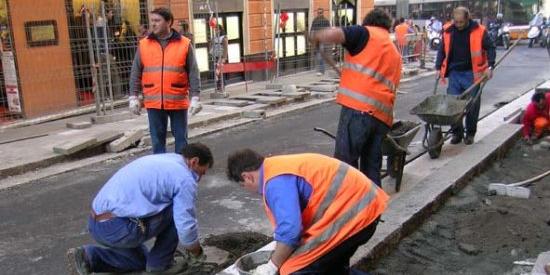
left=2, top=51, right=22, bottom=113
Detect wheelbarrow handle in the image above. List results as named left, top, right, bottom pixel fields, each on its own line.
left=313, top=127, right=336, bottom=139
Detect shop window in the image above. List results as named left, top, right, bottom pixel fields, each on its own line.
left=196, top=47, right=209, bottom=72
left=25, top=20, right=59, bottom=47
left=296, top=12, right=306, bottom=33
left=296, top=35, right=306, bottom=55
left=193, top=18, right=208, bottom=44
left=226, top=16, right=240, bottom=40
left=274, top=9, right=308, bottom=58
left=228, top=43, right=240, bottom=63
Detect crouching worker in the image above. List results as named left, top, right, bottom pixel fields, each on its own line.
left=226, top=150, right=389, bottom=275
left=66, top=143, right=214, bottom=275
left=523, top=92, right=550, bottom=144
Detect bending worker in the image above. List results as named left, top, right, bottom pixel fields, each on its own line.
left=227, top=149, right=389, bottom=275
left=66, top=143, right=213, bottom=274
left=128, top=7, right=202, bottom=154
left=523, top=92, right=550, bottom=144
left=309, top=9, right=402, bottom=186
left=435, top=6, right=495, bottom=145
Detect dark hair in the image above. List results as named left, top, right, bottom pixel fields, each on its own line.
left=151, top=7, right=174, bottom=26
left=217, top=25, right=226, bottom=36
left=226, top=149, right=265, bottom=182
left=181, top=143, right=214, bottom=168
left=532, top=92, right=546, bottom=103
left=399, top=17, right=405, bottom=23
left=362, top=9, right=392, bottom=31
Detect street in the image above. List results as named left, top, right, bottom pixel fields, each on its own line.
left=0, top=45, right=549, bottom=274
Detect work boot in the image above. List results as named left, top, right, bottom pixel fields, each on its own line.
left=66, top=247, right=91, bottom=275
left=464, top=134, right=475, bottom=145
left=451, top=134, right=463, bottom=144
left=145, top=258, right=188, bottom=275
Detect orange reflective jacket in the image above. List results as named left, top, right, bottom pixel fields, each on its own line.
left=262, top=153, right=389, bottom=275
left=337, top=26, right=402, bottom=126
left=139, top=34, right=190, bottom=110
left=395, top=23, right=410, bottom=46
left=440, top=23, right=488, bottom=82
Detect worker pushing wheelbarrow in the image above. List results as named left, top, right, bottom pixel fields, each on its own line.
left=411, top=40, right=518, bottom=159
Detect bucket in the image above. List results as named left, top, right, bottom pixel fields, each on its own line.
left=234, top=250, right=273, bottom=275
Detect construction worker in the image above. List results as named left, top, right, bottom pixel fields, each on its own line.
left=309, top=9, right=402, bottom=187
left=395, top=17, right=413, bottom=57
left=436, top=6, right=496, bottom=145
left=66, top=143, right=213, bottom=274
left=128, top=7, right=202, bottom=154
left=226, top=149, right=389, bottom=275
left=310, top=8, right=331, bottom=76
left=523, top=92, right=550, bottom=144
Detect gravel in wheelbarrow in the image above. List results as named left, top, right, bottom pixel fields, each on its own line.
left=410, top=94, right=469, bottom=126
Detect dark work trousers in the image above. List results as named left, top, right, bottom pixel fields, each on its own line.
left=447, top=70, right=481, bottom=137
left=290, top=217, right=380, bottom=275
left=334, top=106, right=390, bottom=187
left=147, top=108, right=188, bottom=154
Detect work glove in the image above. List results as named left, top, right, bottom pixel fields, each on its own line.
left=180, top=247, right=206, bottom=266
left=252, top=260, right=278, bottom=275
left=129, top=95, right=141, bottom=115
left=188, top=96, right=202, bottom=116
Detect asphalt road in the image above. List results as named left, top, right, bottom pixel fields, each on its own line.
left=0, top=45, right=548, bottom=274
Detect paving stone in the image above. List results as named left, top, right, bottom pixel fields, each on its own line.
left=535, top=80, right=550, bottom=94
left=209, top=92, right=230, bottom=99
left=265, top=83, right=284, bottom=89
left=107, top=129, right=144, bottom=153
left=94, top=131, right=124, bottom=145
left=540, top=141, right=550, bottom=150
left=53, top=137, right=98, bottom=155
left=91, top=112, right=134, bottom=124
left=233, top=95, right=287, bottom=105
left=242, top=110, right=266, bottom=119
left=458, top=243, right=481, bottom=255
left=66, top=121, right=92, bottom=129
left=209, top=99, right=251, bottom=107
left=306, top=84, right=338, bottom=92
left=254, top=91, right=311, bottom=100
left=139, top=135, right=152, bottom=147
left=203, top=246, right=231, bottom=265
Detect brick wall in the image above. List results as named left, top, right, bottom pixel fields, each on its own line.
left=360, top=0, right=375, bottom=22
left=151, top=0, right=190, bottom=30
left=247, top=0, right=273, bottom=54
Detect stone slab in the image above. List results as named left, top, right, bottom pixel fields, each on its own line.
left=535, top=80, right=550, bottom=94
left=53, top=137, right=98, bottom=155
left=209, top=92, right=230, bottom=99
left=265, top=83, right=284, bottom=89
left=139, top=135, right=152, bottom=147
left=66, top=121, right=92, bottom=129
left=91, top=112, right=134, bottom=124
left=94, top=131, right=124, bottom=145
left=107, top=129, right=145, bottom=153
left=254, top=91, right=311, bottom=100
left=209, top=99, right=251, bottom=107
left=233, top=95, right=287, bottom=105
left=242, top=110, right=266, bottom=119
left=204, top=246, right=231, bottom=265
left=306, top=84, right=338, bottom=92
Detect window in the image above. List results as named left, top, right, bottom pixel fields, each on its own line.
left=274, top=9, right=308, bottom=58
left=193, top=18, right=208, bottom=44
left=25, top=20, right=59, bottom=47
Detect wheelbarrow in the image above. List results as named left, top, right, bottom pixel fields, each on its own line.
left=410, top=40, right=519, bottom=159
left=314, top=120, right=420, bottom=192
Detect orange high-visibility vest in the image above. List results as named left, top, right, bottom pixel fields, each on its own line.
left=440, top=23, right=488, bottom=82
left=337, top=26, right=402, bottom=126
left=139, top=34, right=190, bottom=110
left=395, top=22, right=410, bottom=46
left=262, top=153, right=389, bottom=275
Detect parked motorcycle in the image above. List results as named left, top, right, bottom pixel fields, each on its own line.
left=489, top=22, right=511, bottom=49
left=427, top=28, right=441, bottom=50
left=528, top=12, right=545, bottom=48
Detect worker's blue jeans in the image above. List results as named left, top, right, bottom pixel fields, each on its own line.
left=447, top=70, right=481, bottom=137
left=84, top=206, right=178, bottom=273
left=334, top=106, right=390, bottom=187
left=315, top=46, right=326, bottom=74
left=147, top=108, right=188, bottom=154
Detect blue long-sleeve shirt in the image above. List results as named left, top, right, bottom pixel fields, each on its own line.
left=259, top=166, right=313, bottom=248
left=92, top=153, right=200, bottom=246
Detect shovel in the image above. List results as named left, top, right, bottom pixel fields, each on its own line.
left=488, top=169, right=550, bottom=198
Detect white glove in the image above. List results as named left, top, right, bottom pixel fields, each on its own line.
left=188, top=96, right=202, bottom=116
left=129, top=95, right=141, bottom=115
left=252, top=260, right=278, bottom=275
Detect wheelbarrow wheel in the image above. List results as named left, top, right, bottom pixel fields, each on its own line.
left=428, top=128, right=443, bottom=159
left=394, top=153, right=406, bottom=192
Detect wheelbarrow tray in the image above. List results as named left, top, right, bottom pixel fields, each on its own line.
left=410, top=94, right=468, bottom=126
left=381, top=121, right=421, bottom=155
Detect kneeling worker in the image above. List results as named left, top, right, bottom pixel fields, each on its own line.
left=523, top=92, right=550, bottom=144
left=66, top=143, right=213, bottom=274
left=227, top=150, right=389, bottom=275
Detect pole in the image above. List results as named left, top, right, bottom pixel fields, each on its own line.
left=213, top=1, right=225, bottom=94
left=83, top=5, right=101, bottom=116
left=91, top=2, right=106, bottom=115
left=262, top=0, right=269, bottom=81
left=101, top=2, right=115, bottom=112
left=274, top=3, right=281, bottom=80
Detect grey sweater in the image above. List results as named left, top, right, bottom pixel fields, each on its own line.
left=129, top=31, right=201, bottom=98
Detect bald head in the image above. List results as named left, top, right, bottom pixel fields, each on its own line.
left=453, top=6, right=470, bottom=30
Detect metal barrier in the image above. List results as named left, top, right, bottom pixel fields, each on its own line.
left=394, top=32, right=426, bottom=65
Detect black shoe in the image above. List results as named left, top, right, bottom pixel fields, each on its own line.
left=66, top=247, right=91, bottom=275
left=451, top=134, right=463, bottom=144
left=464, top=135, right=475, bottom=145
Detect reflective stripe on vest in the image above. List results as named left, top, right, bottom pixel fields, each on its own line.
left=143, top=66, right=186, bottom=73
left=337, top=26, right=401, bottom=126
left=143, top=94, right=188, bottom=101
left=342, top=62, right=397, bottom=92
left=262, top=154, right=389, bottom=275
left=440, top=24, right=488, bottom=82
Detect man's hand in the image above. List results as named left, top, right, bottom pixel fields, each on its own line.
left=182, top=246, right=206, bottom=265
left=129, top=95, right=141, bottom=115
left=485, top=67, right=493, bottom=80
left=188, top=96, right=202, bottom=116
left=252, top=260, right=278, bottom=275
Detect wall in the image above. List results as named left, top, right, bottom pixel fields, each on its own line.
left=9, top=0, right=77, bottom=117
left=247, top=0, right=273, bottom=54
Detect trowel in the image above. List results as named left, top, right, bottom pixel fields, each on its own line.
left=488, top=169, right=550, bottom=199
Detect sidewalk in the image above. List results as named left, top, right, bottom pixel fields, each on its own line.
left=0, top=64, right=434, bottom=186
